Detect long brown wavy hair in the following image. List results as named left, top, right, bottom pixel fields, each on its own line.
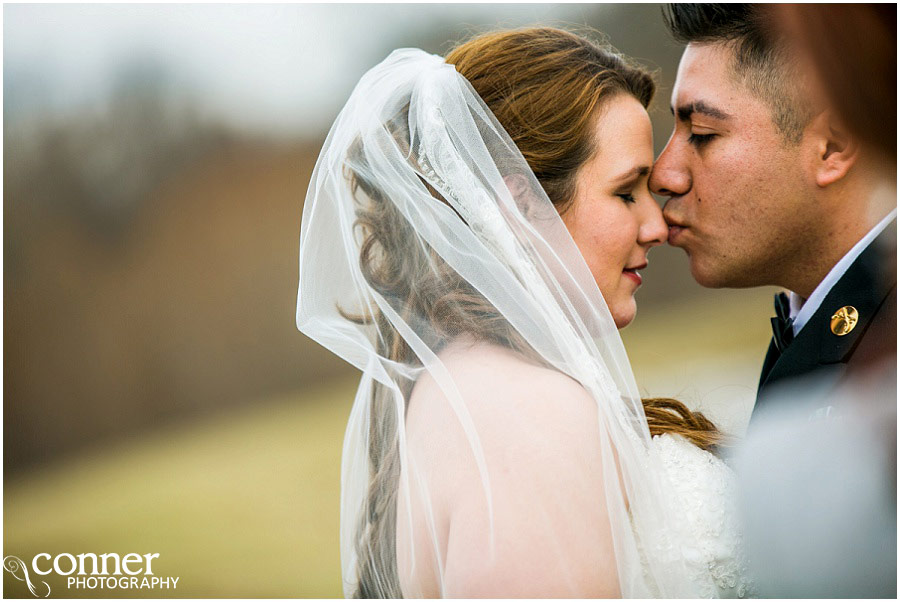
left=344, top=27, right=724, bottom=598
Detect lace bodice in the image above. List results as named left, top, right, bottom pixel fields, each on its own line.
left=651, top=433, right=756, bottom=598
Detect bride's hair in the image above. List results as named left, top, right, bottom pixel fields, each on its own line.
left=343, top=27, right=722, bottom=598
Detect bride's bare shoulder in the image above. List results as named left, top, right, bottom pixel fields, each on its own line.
left=406, top=338, right=598, bottom=454
left=403, top=340, right=616, bottom=597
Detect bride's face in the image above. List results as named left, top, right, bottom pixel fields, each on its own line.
left=561, top=94, right=666, bottom=329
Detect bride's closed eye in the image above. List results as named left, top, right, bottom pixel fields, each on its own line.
left=612, top=168, right=650, bottom=205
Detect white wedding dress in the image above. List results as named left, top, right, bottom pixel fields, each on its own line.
left=648, top=434, right=756, bottom=598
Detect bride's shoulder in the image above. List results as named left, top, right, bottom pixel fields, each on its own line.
left=411, top=339, right=594, bottom=416
left=406, top=338, right=599, bottom=458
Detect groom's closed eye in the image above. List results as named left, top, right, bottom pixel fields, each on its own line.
left=672, top=100, right=732, bottom=123
left=687, top=133, right=716, bottom=147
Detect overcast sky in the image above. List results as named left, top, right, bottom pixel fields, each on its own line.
left=5, top=3, right=601, bottom=138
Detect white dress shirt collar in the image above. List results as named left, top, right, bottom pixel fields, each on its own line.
left=789, top=208, right=897, bottom=335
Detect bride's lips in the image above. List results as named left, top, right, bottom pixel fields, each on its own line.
left=623, top=262, right=647, bottom=286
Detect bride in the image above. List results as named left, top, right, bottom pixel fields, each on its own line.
left=297, top=28, right=754, bottom=598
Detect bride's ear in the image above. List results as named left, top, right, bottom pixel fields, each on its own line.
left=503, top=173, right=530, bottom=198
left=808, top=110, right=860, bottom=188
left=503, top=173, right=540, bottom=217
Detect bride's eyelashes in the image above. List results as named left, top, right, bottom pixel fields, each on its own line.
left=614, top=177, right=643, bottom=204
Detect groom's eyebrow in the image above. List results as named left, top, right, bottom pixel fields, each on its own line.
left=672, top=101, right=731, bottom=122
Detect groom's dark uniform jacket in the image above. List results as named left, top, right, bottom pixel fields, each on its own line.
left=754, top=219, right=897, bottom=418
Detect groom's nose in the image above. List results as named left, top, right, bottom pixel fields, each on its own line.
left=649, top=139, right=691, bottom=198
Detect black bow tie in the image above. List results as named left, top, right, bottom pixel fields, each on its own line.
left=771, top=292, right=795, bottom=352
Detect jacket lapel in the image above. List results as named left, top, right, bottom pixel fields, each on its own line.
left=757, top=220, right=897, bottom=403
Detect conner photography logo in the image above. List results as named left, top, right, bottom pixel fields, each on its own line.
left=3, top=552, right=179, bottom=597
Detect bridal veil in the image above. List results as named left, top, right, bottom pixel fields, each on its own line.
left=296, top=48, right=699, bottom=597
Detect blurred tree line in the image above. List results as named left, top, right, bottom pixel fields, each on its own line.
left=3, top=54, right=354, bottom=473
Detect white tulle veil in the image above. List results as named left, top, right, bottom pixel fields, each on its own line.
left=297, top=48, right=700, bottom=598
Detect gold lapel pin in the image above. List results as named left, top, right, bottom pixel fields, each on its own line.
left=830, top=306, right=859, bottom=336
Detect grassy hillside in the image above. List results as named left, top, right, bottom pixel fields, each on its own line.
left=4, top=379, right=357, bottom=598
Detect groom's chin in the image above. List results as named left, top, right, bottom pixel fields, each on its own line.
left=688, top=257, right=756, bottom=289
left=688, top=259, right=729, bottom=289
left=670, top=243, right=723, bottom=288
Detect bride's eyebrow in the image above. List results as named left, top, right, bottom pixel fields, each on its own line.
left=611, top=165, right=650, bottom=183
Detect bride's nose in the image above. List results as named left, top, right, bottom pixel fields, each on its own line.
left=637, top=197, right=667, bottom=247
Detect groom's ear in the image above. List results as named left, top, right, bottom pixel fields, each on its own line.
left=808, top=109, right=860, bottom=188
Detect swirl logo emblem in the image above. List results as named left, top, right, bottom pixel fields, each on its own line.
left=4, top=555, right=51, bottom=598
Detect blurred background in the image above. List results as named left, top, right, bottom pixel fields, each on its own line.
left=4, top=4, right=777, bottom=598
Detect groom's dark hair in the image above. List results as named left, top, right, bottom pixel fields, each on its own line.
left=663, top=3, right=813, bottom=143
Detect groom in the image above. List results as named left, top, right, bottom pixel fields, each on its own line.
left=650, top=4, right=897, bottom=418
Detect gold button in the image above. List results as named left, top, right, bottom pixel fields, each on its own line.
left=830, top=306, right=859, bottom=336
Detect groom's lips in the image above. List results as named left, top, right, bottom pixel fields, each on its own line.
left=667, top=224, right=687, bottom=245
left=663, top=203, right=687, bottom=246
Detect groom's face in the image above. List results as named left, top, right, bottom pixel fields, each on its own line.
left=650, top=43, right=812, bottom=288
